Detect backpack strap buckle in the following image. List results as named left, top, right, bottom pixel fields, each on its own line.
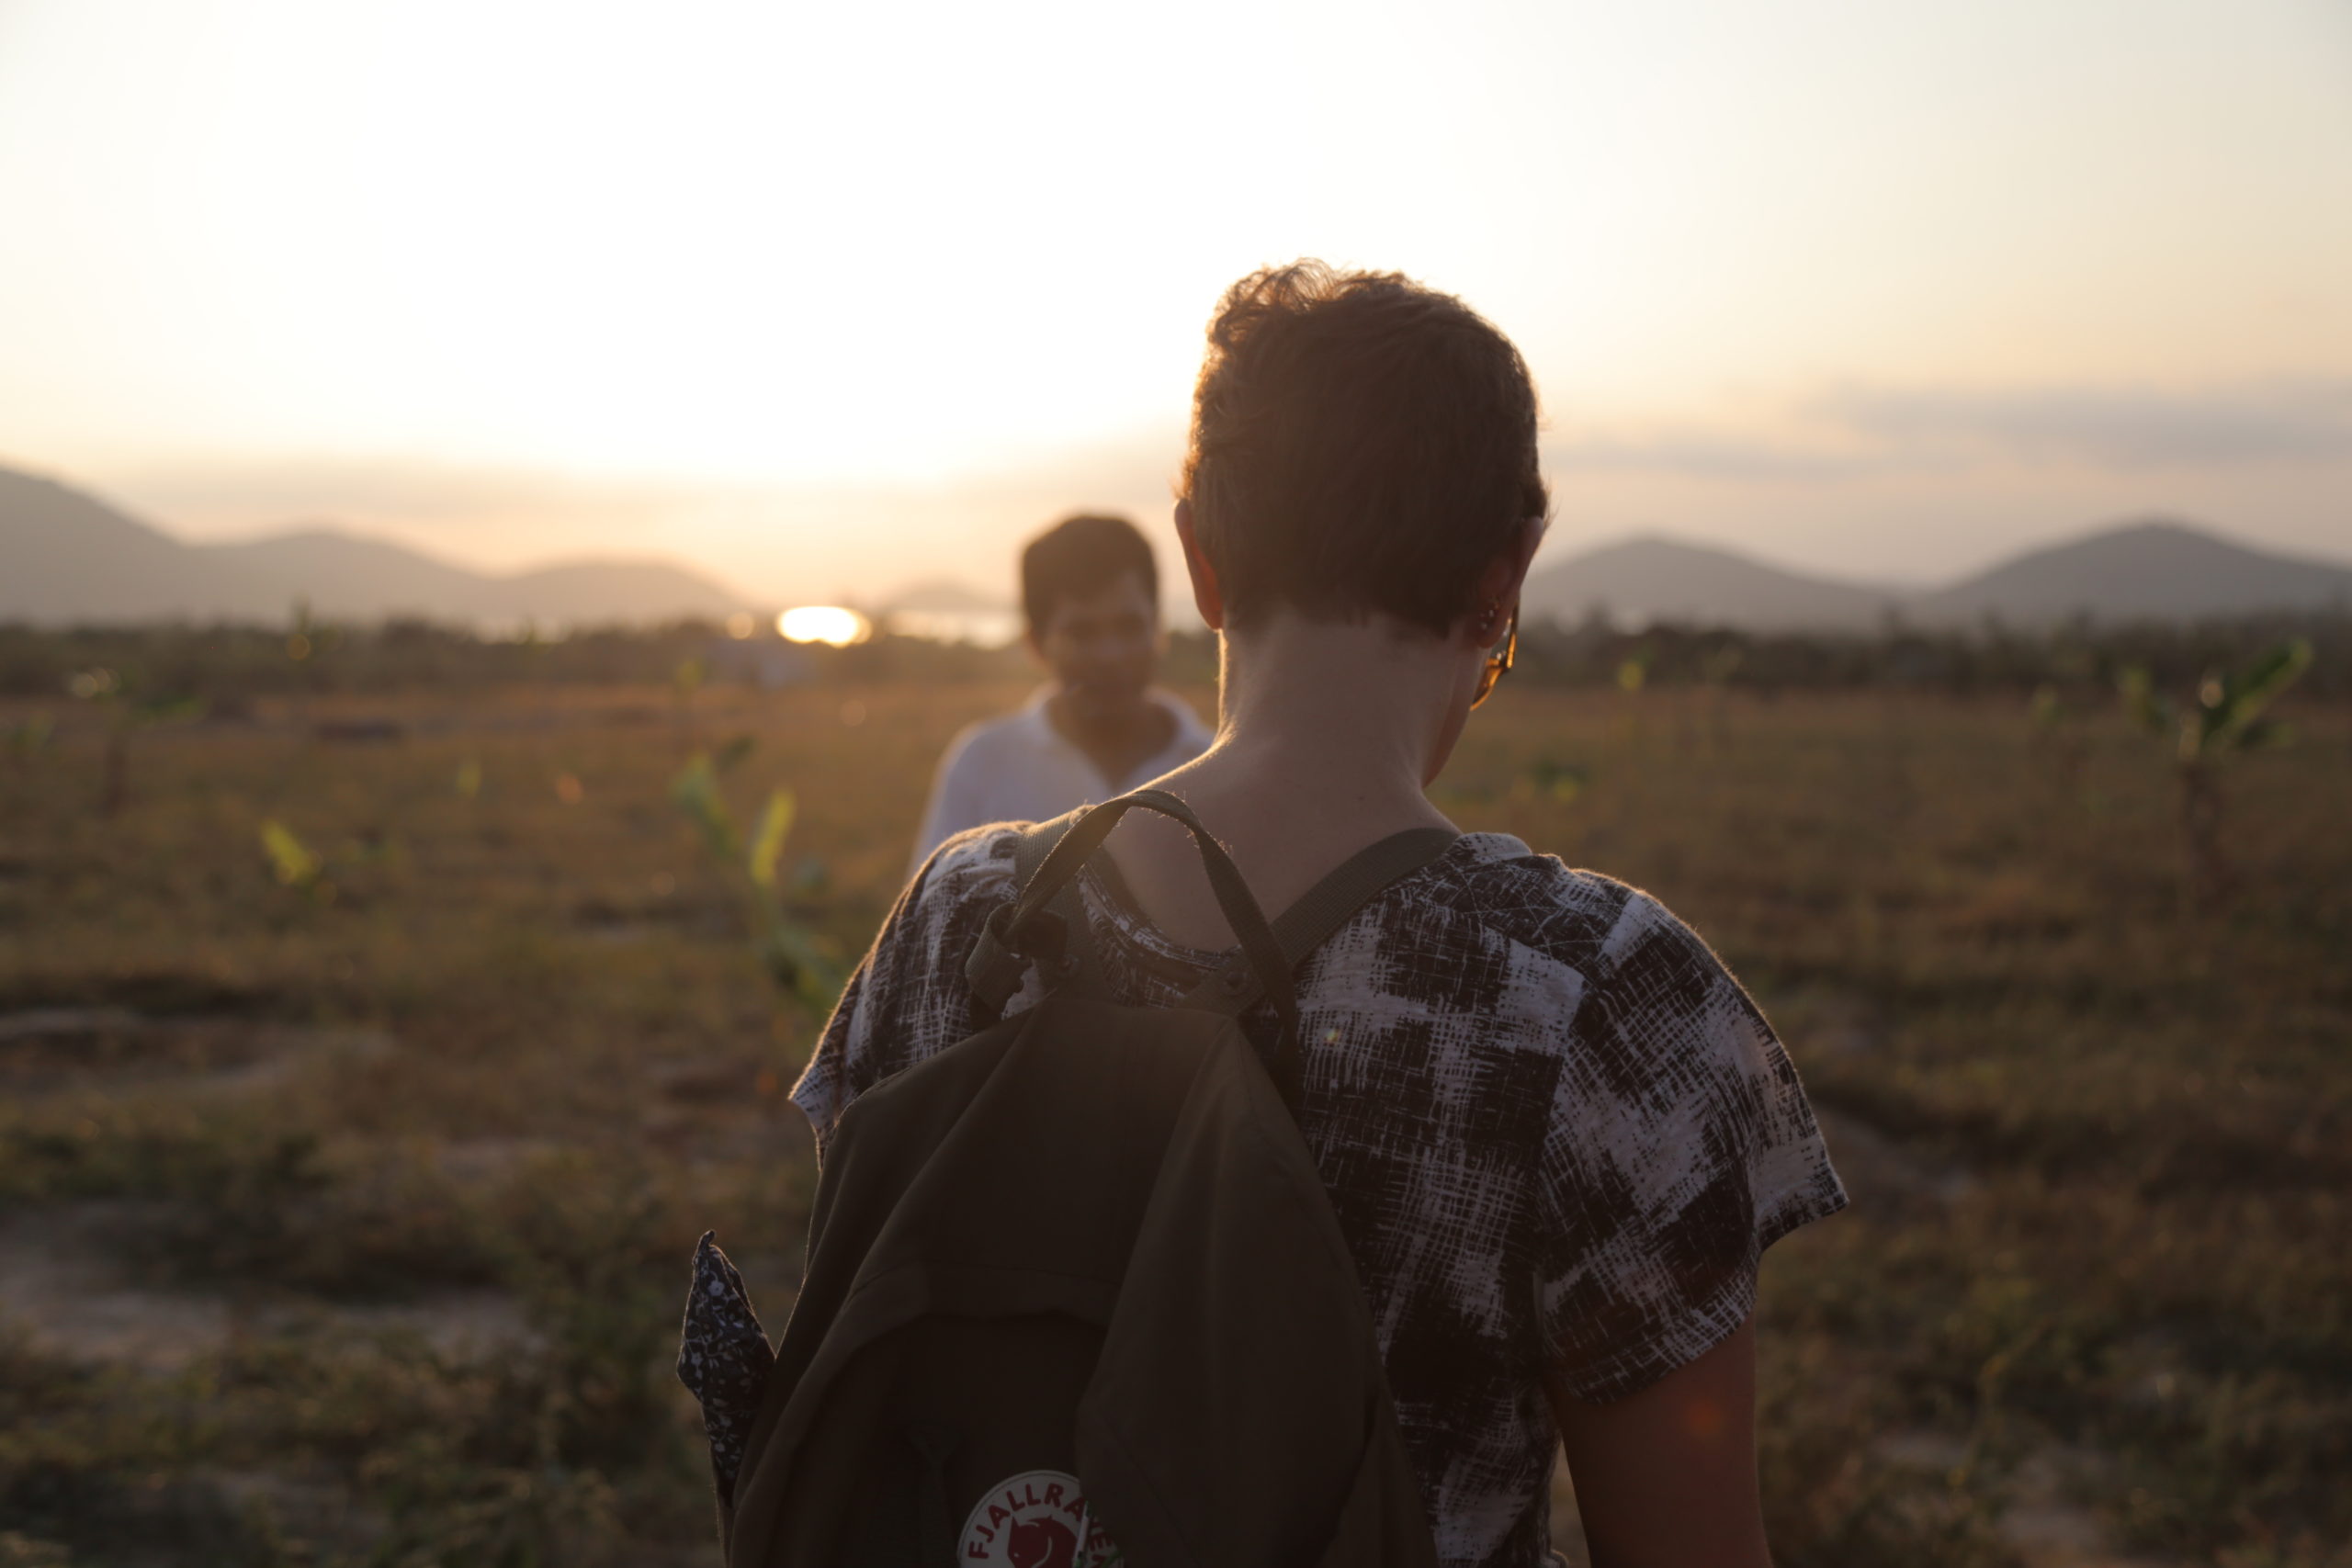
left=996, top=899, right=1069, bottom=966
left=965, top=899, right=1069, bottom=1025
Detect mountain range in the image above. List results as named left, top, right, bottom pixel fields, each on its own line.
left=1522, top=520, right=2352, bottom=630
left=0, top=466, right=753, bottom=627
left=5, top=461, right=2348, bottom=631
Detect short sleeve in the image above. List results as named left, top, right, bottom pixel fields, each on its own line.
left=791, top=826, right=1021, bottom=1159
left=1530, top=891, right=1846, bottom=1403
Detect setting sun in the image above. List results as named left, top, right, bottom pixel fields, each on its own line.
left=777, top=606, right=871, bottom=647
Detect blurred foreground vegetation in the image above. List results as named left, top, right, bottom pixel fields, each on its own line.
left=0, top=638, right=2345, bottom=1565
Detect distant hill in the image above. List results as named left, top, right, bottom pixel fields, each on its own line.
left=0, top=468, right=282, bottom=623
left=9, top=460, right=2348, bottom=632
left=204, top=528, right=490, bottom=618
left=0, top=464, right=758, bottom=626
left=210, top=529, right=752, bottom=625
left=882, top=578, right=1011, bottom=614
left=1906, top=518, right=2352, bottom=626
left=1524, top=536, right=1898, bottom=631
left=1528, top=519, right=2352, bottom=631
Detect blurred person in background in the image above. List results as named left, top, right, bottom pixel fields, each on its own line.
left=907, top=513, right=1211, bottom=873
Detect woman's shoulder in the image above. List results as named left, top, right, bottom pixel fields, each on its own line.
left=792, top=823, right=1029, bottom=1152
left=1281, top=829, right=1762, bottom=1089
left=912, top=820, right=1025, bottom=904
left=878, top=820, right=1030, bottom=978
left=1416, top=830, right=1707, bottom=981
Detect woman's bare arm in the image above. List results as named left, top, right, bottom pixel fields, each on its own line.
left=1546, top=1316, right=1770, bottom=1568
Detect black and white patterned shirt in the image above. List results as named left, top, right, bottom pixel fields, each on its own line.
left=789, top=824, right=1847, bottom=1567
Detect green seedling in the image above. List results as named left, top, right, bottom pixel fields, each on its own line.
left=671, top=751, right=843, bottom=1011
left=3, top=713, right=53, bottom=760
left=2028, top=682, right=2090, bottom=790
left=1515, top=757, right=1590, bottom=806
left=748, top=789, right=795, bottom=889
left=1615, top=649, right=1651, bottom=694
left=259, top=818, right=324, bottom=892
left=67, top=666, right=203, bottom=817
left=282, top=598, right=345, bottom=731
left=2029, top=682, right=2065, bottom=731
left=673, top=654, right=708, bottom=745
left=256, top=817, right=404, bottom=904
left=2120, top=637, right=2312, bottom=903
left=281, top=598, right=344, bottom=668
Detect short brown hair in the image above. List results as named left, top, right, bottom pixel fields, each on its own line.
left=1021, top=513, right=1159, bottom=633
left=1181, top=262, right=1548, bottom=637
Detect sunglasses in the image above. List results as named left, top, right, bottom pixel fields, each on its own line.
left=1470, top=605, right=1518, bottom=710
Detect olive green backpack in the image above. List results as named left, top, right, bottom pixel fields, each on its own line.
left=721, top=789, right=1453, bottom=1568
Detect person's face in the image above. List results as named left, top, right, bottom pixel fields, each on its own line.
left=1031, top=571, right=1160, bottom=724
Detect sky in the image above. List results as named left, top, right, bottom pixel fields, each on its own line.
left=2, top=0, right=2348, bottom=604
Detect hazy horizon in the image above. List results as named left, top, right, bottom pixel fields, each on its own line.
left=13, top=435, right=2352, bottom=614
left=4, top=0, right=2348, bottom=603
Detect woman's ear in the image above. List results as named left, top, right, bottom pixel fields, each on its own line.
left=1467, top=518, right=1548, bottom=648
left=1174, top=500, right=1226, bottom=632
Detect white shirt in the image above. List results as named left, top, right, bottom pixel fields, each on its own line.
left=909, top=685, right=1215, bottom=874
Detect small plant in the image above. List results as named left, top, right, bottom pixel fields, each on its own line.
left=282, top=598, right=343, bottom=730
left=673, top=656, right=707, bottom=747
left=1615, top=647, right=1652, bottom=694
left=3, top=714, right=54, bottom=760
left=258, top=818, right=326, bottom=896
left=2026, top=682, right=2088, bottom=790
left=255, top=818, right=404, bottom=904
left=67, top=667, right=203, bottom=816
left=671, top=748, right=842, bottom=1011
left=2120, top=637, right=2312, bottom=903
left=2028, top=682, right=2064, bottom=731
left=1514, top=757, right=1590, bottom=807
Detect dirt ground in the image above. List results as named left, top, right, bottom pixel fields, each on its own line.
left=2, top=680, right=2345, bottom=1566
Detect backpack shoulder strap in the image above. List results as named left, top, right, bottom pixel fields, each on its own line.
left=963, top=810, right=1101, bottom=1025
left=1012, top=810, right=1076, bottom=888
left=964, top=803, right=1456, bottom=1086
left=1181, top=827, right=1458, bottom=1015
left=1020, top=811, right=1118, bottom=1003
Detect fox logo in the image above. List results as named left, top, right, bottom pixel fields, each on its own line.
left=1006, top=1515, right=1076, bottom=1568
left=960, top=1470, right=1119, bottom=1566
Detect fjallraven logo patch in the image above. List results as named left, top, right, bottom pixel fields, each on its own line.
left=958, top=1469, right=1120, bottom=1565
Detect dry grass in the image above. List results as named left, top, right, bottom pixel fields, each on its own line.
left=0, top=679, right=2345, bottom=1566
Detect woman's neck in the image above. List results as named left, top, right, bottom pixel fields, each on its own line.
left=1207, top=615, right=1458, bottom=805
left=1100, top=615, right=1462, bottom=946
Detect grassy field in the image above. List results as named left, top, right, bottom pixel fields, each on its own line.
left=0, top=678, right=2345, bottom=1567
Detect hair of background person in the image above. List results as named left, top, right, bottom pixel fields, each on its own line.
left=1180, top=260, right=1549, bottom=637
left=1021, top=513, right=1160, bottom=634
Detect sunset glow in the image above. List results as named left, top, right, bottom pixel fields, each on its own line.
left=1, top=0, right=2346, bottom=597
left=777, top=607, right=872, bottom=648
